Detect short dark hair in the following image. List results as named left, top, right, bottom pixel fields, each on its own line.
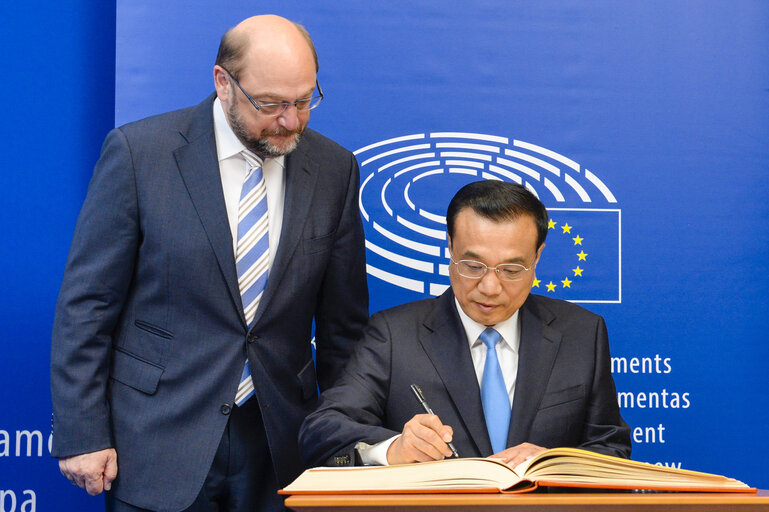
left=215, top=21, right=319, bottom=80
left=215, top=27, right=249, bottom=79
left=446, top=180, right=549, bottom=251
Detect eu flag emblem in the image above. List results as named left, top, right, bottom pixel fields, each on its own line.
left=535, top=208, right=621, bottom=303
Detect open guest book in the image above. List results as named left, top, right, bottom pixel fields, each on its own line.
left=281, top=447, right=755, bottom=494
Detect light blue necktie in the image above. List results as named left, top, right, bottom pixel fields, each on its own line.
left=480, top=327, right=511, bottom=453
left=234, top=152, right=269, bottom=406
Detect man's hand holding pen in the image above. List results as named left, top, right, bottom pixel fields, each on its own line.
left=386, top=383, right=460, bottom=465
left=386, top=414, right=456, bottom=465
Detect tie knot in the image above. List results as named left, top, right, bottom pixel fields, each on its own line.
left=241, top=151, right=263, bottom=171
left=479, top=328, right=501, bottom=349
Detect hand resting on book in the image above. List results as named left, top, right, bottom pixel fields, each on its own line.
left=490, top=442, right=547, bottom=468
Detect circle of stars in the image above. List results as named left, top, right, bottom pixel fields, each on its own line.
left=532, top=218, right=587, bottom=293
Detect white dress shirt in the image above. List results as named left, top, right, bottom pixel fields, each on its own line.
left=212, top=97, right=285, bottom=269
left=357, top=300, right=522, bottom=465
left=454, top=298, right=520, bottom=408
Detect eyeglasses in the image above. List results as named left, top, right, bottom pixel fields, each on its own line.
left=222, top=67, right=324, bottom=116
left=450, top=258, right=534, bottom=282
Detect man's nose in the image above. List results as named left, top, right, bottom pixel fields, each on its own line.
left=476, top=269, right=502, bottom=295
left=277, top=105, right=300, bottom=131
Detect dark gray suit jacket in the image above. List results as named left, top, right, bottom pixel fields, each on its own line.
left=50, top=94, right=368, bottom=511
left=300, top=290, right=630, bottom=467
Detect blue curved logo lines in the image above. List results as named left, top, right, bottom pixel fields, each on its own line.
left=355, top=132, right=622, bottom=303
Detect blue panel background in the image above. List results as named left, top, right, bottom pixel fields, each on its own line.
left=0, top=1, right=116, bottom=510
left=1, top=1, right=767, bottom=510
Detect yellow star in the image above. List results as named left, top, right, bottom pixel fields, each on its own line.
left=577, top=250, right=588, bottom=261
left=561, top=223, right=572, bottom=234
left=572, top=266, right=583, bottom=277
left=546, top=281, right=557, bottom=292
left=572, top=235, right=583, bottom=245
left=532, top=277, right=541, bottom=287
left=548, top=219, right=557, bottom=229
left=561, top=277, right=572, bottom=288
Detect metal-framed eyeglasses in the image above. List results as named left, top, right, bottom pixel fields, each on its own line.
left=223, top=67, right=324, bottom=116
left=450, top=258, right=534, bottom=282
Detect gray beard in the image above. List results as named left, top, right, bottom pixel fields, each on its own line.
left=228, top=103, right=302, bottom=158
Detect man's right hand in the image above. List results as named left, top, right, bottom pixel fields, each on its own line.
left=386, top=414, right=454, bottom=465
left=59, top=448, right=118, bottom=496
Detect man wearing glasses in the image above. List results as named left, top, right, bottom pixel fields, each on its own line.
left=300, top=180, right=630, bottom=469
left=51, top=15, right=368, bottom=512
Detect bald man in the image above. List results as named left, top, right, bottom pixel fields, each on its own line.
left=51, top=15, right=368, bottom=512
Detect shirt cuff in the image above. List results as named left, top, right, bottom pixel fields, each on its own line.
left=355, top=435, right=401, bottom=466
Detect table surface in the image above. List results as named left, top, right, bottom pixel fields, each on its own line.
left=285, top=489, right=769, bottom=512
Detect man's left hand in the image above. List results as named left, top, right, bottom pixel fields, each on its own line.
left=489, top=442, right=546, bottom=467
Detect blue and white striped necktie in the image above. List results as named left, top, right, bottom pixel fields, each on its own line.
left=234, top=151, right=269, bottom=406
left=480, top=327, right=511, bottom=453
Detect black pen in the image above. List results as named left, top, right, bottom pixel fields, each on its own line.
left=410, top=383, right=460, bottom=458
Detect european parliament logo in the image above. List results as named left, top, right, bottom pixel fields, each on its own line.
left=355, top=132, right=621, bottom=303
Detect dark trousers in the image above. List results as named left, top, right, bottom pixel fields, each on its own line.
left=106, top=398, right=284, bottom=512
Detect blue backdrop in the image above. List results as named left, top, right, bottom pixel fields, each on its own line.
left=2, top=1, right=768, bottom=511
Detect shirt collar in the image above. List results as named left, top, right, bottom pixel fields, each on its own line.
left=454, top=297, right=521, bottom=353
left=213, top=97, right=285, bottom=168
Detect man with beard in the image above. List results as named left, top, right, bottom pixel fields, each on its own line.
left=51, top=15, right=368, bottom=512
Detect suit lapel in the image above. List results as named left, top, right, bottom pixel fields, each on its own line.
left=174, top=95, right=245, bottom=327
left=507, top=296, right=562, bottom=446
left=419, top=291, right=493, bottom=456
left=250, top=137, right=319, bottom=326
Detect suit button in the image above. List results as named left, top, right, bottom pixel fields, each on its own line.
left=220, top=404, right=232, bottom=415
left=247, top=333, right=259, bottom=344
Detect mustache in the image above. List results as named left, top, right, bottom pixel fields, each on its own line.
left=261, top=127, right=303, bottom=137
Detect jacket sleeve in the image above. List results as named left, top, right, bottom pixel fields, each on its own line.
left=578, top=316, right=632, bottom=458
left=312, top=152, right=369, bottom=391
left=300, top=312, right=401, bottom=468
left=50, top=127, right=139, bottom=458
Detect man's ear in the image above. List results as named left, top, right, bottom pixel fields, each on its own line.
left=213, top=65, right=231, bottom=101
left=534, top=243, right=545, bottom=266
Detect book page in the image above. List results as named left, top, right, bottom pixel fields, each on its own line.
left=517, top=448, right=751, bottom=490
left=283, top=458, right=521, bottom=493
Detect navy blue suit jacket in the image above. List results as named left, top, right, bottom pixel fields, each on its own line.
left=300, top=290, right=630, bottom=467
left=51, top=94, right=368, bottom=511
